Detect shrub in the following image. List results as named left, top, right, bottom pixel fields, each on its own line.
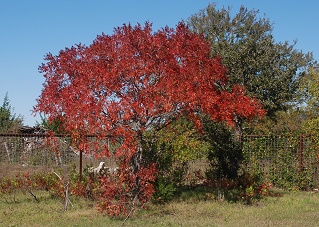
left=202, top=118, right=243, bottom=180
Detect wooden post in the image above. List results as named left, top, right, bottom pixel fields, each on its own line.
left=4, top=142, right=10, bottom=162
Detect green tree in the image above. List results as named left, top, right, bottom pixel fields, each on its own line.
left=0, top=92, right=23, bottom=132
left=188, top=4, right=314, bottom=118
left=247, top=110, right=305, bottom=135
left=187, top=4, right=314, bottom=190
left=298, top=65, right=319, bottom=118
left=298, top=66, right=319, bottom=140
left=39, top=114, right=66, bottom=134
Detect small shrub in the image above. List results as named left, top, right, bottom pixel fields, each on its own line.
left=205, top=171, right=271, bottom=204
left=152, top=177, right=176, bottom=203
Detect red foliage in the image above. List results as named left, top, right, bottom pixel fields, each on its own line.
left=34, top=22, right=264, bottom=215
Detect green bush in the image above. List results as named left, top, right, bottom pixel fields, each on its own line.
left=142, top=117, right=210, bottom=202
left=202, top=118, right=243, bottom=180
left=152, top=177, right=176, bottom=203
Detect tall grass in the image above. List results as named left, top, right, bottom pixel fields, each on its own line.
left=1, top=189, right=319, bottom=226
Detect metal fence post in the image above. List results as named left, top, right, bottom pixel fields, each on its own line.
left=79, top=149, right=83, bottom=180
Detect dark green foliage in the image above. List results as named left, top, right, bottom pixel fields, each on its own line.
left=188, top=4, right=314, bottom=117
left=152, top=176, right=176, bottom=203
left=40, top=115, right=66, bottom=134
left=187, top=3, right=315, bottom=193
left=0, top=92, right=23, bottom=132
left=202, top=117, right=242, bottom=180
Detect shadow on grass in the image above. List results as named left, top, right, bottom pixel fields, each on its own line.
left=170, top=184, right=286, bottom=205
left=267, top=187, right=286, bottom=197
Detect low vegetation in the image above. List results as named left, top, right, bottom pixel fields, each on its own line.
left=1, top=188, right=319, bottom=226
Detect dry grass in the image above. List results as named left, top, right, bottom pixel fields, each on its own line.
left=1, top=188, right=319, bottom=226
left=130, top=189, right=319, bottom=227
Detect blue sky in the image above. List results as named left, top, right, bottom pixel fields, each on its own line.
left=0, top=0, right=318, bottom=126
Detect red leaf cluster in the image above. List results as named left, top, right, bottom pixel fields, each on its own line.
left=35, top=22, right=263, bottom=139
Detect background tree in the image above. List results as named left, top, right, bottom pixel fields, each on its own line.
left=298, top=66, right=319, bottom=117
left=0, top=92, right=23, bottom=133
left=34, top=22, right=263, bottom=215
left=251, top=66, right=319, bottom=135
left=188, top=4, right=314, bottom=118
left=187, top=4, right=314, bottom=175
left=186, top=4, right=314, bottom=183
left=247, top=110, right=306, bottom=135
left=298, top=65, right=319, bottom=141
left=39, top=114, right=66, bottom=134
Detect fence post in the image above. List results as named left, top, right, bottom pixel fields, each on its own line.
left=299, top=135, right=303, bottom=172
left=79, top=149, right=83, bottom=180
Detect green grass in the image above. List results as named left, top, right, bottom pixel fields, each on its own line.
left=1, top=189, right=319, bottom=226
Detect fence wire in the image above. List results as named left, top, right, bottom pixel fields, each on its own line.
left=1, top=133, right=319, bottom=189
left=0, top=134, right=113, bottom=177
left=243, top=135, right=319, bottom=189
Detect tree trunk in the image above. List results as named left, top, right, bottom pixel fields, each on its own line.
left=130, top=131, right=143, bottom=194
left=234, top=115, right=243, bottom=144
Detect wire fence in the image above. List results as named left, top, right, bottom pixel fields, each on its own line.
left=243, top=134, right=319, bottom=188
left=0, top=133, right=113, bottom=177
left=1, top=133, right=319, bottom=188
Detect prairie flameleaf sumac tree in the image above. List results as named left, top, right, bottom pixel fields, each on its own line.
left=34, top=22, right=264, bottom=216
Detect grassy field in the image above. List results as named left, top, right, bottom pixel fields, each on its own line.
left=1, top=188, right=319, bottom=226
